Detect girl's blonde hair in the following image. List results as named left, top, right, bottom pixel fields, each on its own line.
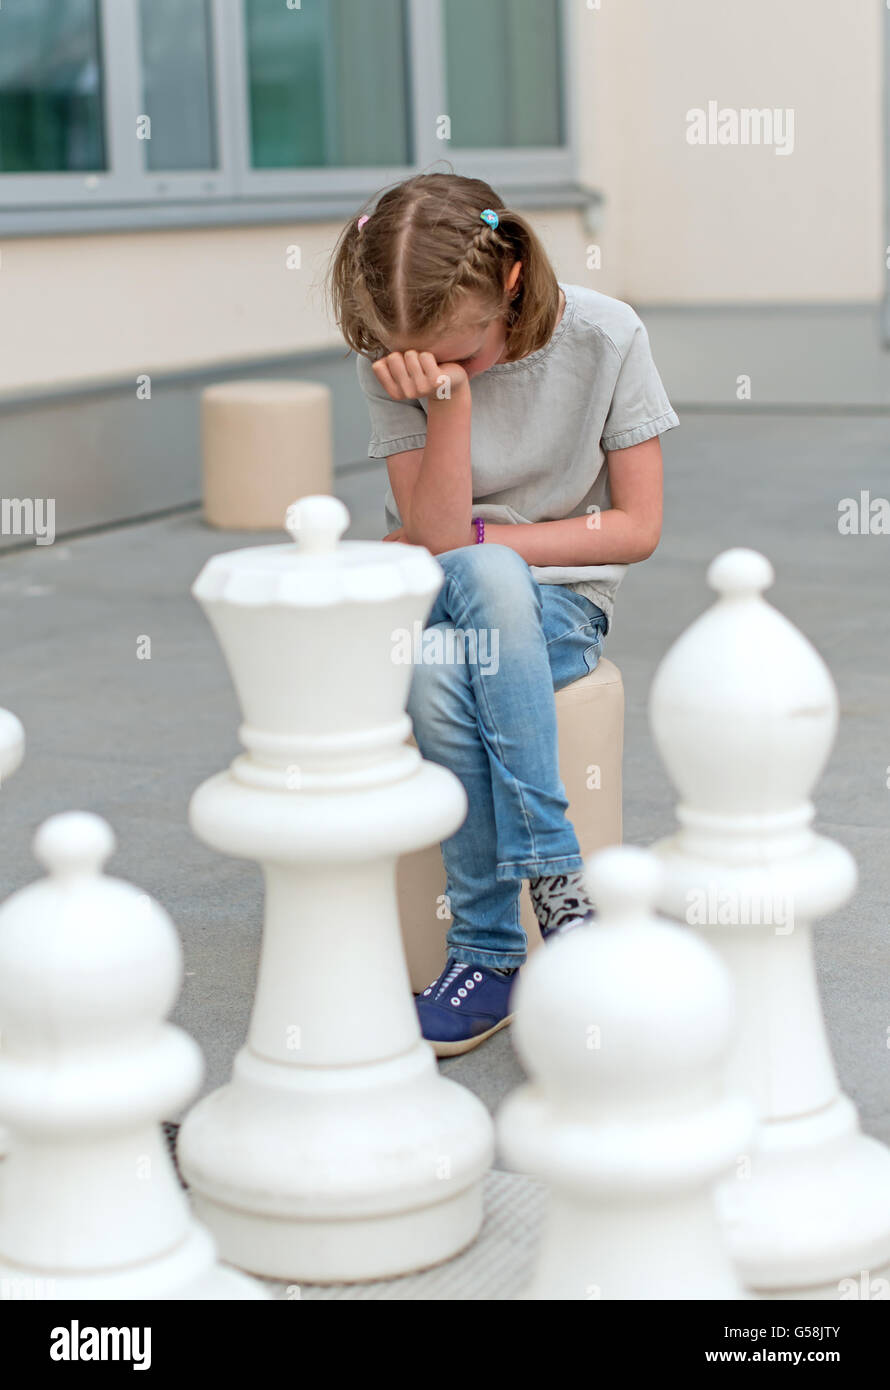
left=327, top=172, right=560, bottom=363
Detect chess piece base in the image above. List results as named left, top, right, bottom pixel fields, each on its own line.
left=719, top=1096, right=890, bottom=1296
left=0, top=1224, right=267, bottom=1300
left=178, top=1042, right=493, bottom=1283
left=758, top=1260, right=890, bottom=1301
left=190, top=1183, right=483, bottom=1286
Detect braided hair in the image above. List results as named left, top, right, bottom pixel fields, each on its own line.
left=328, top=171, right=561, bottom=362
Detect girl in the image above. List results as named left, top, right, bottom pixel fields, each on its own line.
left=328, top=172, right=677, bottom=1056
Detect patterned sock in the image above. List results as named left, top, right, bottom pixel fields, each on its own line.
left=528, top=870, right=596, bottom=939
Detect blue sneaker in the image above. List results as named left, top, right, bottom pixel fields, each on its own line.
left=415, top=957, right=517, bottom=1057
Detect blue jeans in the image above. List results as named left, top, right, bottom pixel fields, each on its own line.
left=406, top=544, right=608, bottom=970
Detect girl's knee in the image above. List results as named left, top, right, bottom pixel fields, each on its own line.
left=439, top=544, right=538, bottom=618
left=439, top=542, right=531, bottom=584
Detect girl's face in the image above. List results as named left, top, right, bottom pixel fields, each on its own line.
left=407, top=313, right=507, bottom=379
left=386, top=264, right=521, bottom=380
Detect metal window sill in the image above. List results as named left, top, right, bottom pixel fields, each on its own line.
left=0, top=184, right=603, bottom=239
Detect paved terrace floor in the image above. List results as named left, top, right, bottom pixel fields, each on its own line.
left=1, top=409, right=888, bottom=1147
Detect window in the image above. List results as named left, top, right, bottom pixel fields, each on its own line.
left=443, top=0, right=562, bottom=149
left=0, top=0, right=105, bottom=173
left=245, top=0, right=411, bottom=169
left=0, top=0, right=578, bottom=232
left=139, top=0, right=217, bottom=171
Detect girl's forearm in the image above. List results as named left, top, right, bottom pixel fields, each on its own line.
left=403, top=392, right=473, bottom=552
left=484, top=511, right=660, bottom=567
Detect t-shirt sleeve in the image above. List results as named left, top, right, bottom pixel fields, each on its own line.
left=356, top=352, right=429, bottom=459
left=600, top=314, right=679, bottom=452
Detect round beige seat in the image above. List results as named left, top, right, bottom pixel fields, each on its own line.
left=397, top=656, right=624, bottom=992
left=201, top=380, right=333, bottom=530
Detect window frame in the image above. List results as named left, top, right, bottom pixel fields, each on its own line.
left=0, top=0, right=584, bottom=234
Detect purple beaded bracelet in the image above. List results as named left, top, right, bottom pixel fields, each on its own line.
left=472, top=516, right=485, bottom=544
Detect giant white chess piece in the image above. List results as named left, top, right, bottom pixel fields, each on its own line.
left=177, top=496, right=494, bottom=1282
left=0, top=709, right=24, bottom=788
left=0, top=706, right=24, bottom=1161
left=0, top=811, right=265, bottom=1299
left=498, top=845, right=753, bottom=1300
left=649, top=548, right=890, bottom=1297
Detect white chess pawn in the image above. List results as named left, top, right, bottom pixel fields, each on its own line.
left=0, top=812, right=266, bottom=1300
left=0, top=707, right=24, bottom=1162
left=498, top=845, right=753, bottom=1300
left=649, top=548, right=890, bottom=1297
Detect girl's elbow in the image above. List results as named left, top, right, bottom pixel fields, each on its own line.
left=403, top=519, right=433, bottom=549
left=404, top=522, right=463, bottom=554
left=635, top=527, right=662, bottom=562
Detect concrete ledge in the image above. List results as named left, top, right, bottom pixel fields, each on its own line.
left=639, top=303, right=890, bottom=410
left=0, top=351, right=369, bottom=550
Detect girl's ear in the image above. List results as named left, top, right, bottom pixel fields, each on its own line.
left=506, top=260, right=522, bottom=294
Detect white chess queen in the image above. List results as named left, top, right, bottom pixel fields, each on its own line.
left=176, top=496, right=495, bottom=1282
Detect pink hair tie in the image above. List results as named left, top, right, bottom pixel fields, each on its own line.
left=357, top=215, right=370, bottom=230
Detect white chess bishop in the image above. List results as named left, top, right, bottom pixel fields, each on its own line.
left=649, top=548, right=890, bottom=1297
left=498, top=845, right=753, bottom=1300
left=176, top=495, right=494, bottom=1282
left=0, top=811, right=266, bottom=1300
left=0, top=706, right=24, bottom=1162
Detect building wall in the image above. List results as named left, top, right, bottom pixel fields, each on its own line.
left=0, top=225, right=344, bottom=398
left=577, top=0, right=884, bottom=305
left=0, top=0, right=882, bottom=404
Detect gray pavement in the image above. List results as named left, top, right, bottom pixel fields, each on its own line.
left=0, top=410, right=888, bottom=1144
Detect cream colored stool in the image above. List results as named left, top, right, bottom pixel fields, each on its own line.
left=201, top=380, right=333, bottom=530
left=397, top=657, right=624, bottom=992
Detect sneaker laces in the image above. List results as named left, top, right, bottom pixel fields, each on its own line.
left=432, top=958, right=469, bottom=1000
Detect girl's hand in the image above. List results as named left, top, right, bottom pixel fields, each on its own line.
left=372, top=351, right=469, bottom=403
left=383, top=527, right=406, bottom=543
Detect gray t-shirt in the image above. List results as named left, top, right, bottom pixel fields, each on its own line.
left=355, top=283, right=679, bottom=633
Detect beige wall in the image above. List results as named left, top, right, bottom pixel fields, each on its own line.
left=573, top=0, right=884, bottom=304
left=0, top=0, right=883, bottom=396
left=0, top=225, right=345, bottom=396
